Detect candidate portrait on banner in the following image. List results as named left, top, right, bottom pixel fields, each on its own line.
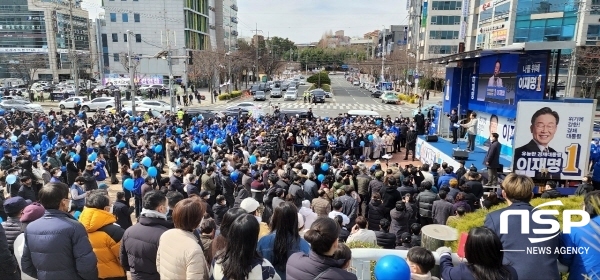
left=512, top=101, right=595, bottom=181
left=487, top=60, right=503, bottom=88
left=513, top=107, right=560, bottom=179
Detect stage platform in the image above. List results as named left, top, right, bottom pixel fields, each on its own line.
left=415, top=136, right=512, bottom=172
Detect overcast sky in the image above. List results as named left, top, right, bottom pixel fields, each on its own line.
left=237, top=0, right=408, bottom=43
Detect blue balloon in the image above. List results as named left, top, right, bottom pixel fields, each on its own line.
left=73, top=211, right=82, bottom=220
left=154, top=145, right=163, bottom=153
left=61, top=166, right=67, bottom=172
left=176, top=128, right=183, bottom=134
left=78, top=113, right=84, bottom=119
left=74, top=135, right=81, bottom=143
left=87, top=147, right=94, bottom=154
left=216, top=138, right=223, bottom=144
left=360, top=141, right=365, bottom=147
left=147, top=167, right=158, bottom=177
left=10, top=136, right=17, bottom=142
left=0, top=109, right=4, bottom=116
left=133, top=127, right=139, bottom=133
left=249, top=155, right=257, bottom=164
left=117, top=141, right=126, bottom=149
left=88, top=152, right=97, bottom=162
left=141, top=156, right=152, bottom=167
left=200, top=145, right=208, bottom=153
left=6, top=174, right=17, bottom=184
left=374, top=255, right=410, bottom=280
left=34, top=144, right=41, bottom=150
left=129, top=116, right=135, bottom=121
left=317, top=174, right=325, bottom=182
left=193, top=145, right=201, bottom=153
left=230, top=171, right=239, bottom=181
left=132, top=162, right=140, bottom=169
left=73, top=154, right=81, bottom=163
left=0, top=216, right=2, bottom=222
left=368, top=134, right=374, bottom=141
left=321, top=163, right=329, bottom=171
left=315, top=140, right=321, bottom=146
left=123, top=178, right=135, bottom=191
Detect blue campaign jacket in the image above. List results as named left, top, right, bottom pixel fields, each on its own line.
left=257, top=232, right=310, bottom=280
left=590, top=143, right=600, bottom=162
left=560, top=215, right=600, bottom=280
left=484, top=201, right=562, bottom=280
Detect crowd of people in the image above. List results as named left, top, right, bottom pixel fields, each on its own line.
left=0, top=107, right=598, bottom=280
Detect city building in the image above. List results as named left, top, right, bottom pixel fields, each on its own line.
left=100, top=0, right=209, bottom=85
left=252, top=34, right=265, bottom=47
left=407, top=0, right=463, bottom=60
left=0, top=0, right=96, bottom=82
left=376, top=25, right=409, bottom=57
left=210, top=0, right=238, bottom=51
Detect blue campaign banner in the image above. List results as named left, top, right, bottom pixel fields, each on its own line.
left=443, top=67, right=460, bottom=113
left=516, top=51, right=547, bottom=102
left=467, top=53, right=538, bottom=118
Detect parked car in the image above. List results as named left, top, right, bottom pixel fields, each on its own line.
left=381, top=92, right=398, bottom=104
left=249, top=85, right=260, bottom=95
left=254, top=91, right=267, bottom=101
left=284, top=90, right=297, bottom=101
left=324, top=91, right=332, bottom=98
left=59, top=97, right=90, bottom=109
left=0, top=99, right=43, bottom=114
left=131, top=100, right=173, bottom=112
left=80, top=97, right=116, bottom=112
left=353, top=81, right=360, bottom=86
left=139, top=84, right=165, bottom=92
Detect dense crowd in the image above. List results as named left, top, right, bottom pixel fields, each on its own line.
left=0, top=107, right=598, bottom=280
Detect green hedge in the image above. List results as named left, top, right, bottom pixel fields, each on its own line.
left=308, top=84, right=331, bottom=92
left=217, top=90, right=243, bottom=100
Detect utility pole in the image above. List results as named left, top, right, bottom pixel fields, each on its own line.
left=251, top=23, right=262, bottom=83
left=381, top=26, right=386, bottom=83
left=414, top=13, right=421, bottom=95
left=69, top=0, right=79, bottom=95
left=227, top=8, right=232, bottom=94
left=126, top=30, right=136, bottom=115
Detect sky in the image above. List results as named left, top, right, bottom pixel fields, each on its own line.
left=236, top=0, right=409, bottom=43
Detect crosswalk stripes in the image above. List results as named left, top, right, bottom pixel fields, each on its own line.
left=213, top=102, right=412, bottom=111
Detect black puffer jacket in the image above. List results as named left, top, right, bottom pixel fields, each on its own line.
left=367, top=200, right=386, bottom=231
left=375, top=231, right=396, bottom=249
left=0, top=225, right=19, bottom=280
left=1, top=217, right=22, bottom=252
left=120, top=215, right=174, bottom=280
left=389, top=205, right=413, bottom=236
left=416, top=190, right=438, bottom=218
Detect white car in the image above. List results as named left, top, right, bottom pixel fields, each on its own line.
left=139, top=84, right=165, bottom=92
left=80, top=97, right=116, bottom=112
left=0, top=99, right=43, bottom=114
left=226, top=102, right=261, bottom=111
left=353, top=81, right=360, bottom=86
left=132, top=100, right=173, bottom=112
left=120, top=96, right=148, bottom=108
left=284, top=90, right=297, bottom=101
left=59, top=97, right=90, bottom=109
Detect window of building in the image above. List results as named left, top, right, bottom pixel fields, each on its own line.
left=101, top=34, right=108, bottom=47
left=114, top=53, right=120, bottom=62
left=428, top=45, right=458, bottom=54
left=431, top=1, right=462, bottom=10
left=429, top=30, right=459, bottom=39
left=112, top=33, right=118, bottom=42
left=430, top=16, right=461, bottom=25
left=134, top=13, right=140, bottom=22
left=135, top=34, right=141, bottom=42
left=123, top=33, right=128, bottom=42
left=122, top=13, right=128, bottom=22
left=109, top=13, right=117, bottom=22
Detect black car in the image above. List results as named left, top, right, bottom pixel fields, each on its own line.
left=311, top=89, right=326, bottom=103
left=250, top=85, right=260, bottom=95
left=371, top=90, right=383, bottom=98
left=279, top=109, right=316, bottom=120
left=221, top=108, right=250, bottom=118
left=183, top=108, right=217, bottom=119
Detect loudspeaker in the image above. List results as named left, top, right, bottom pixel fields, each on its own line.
left=425, top=135, right=438, bottom=142
left=453, top=150, right=469, bottom=160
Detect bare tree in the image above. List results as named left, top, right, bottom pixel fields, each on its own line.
left=188, top=50, right=222, bottom=102
left=5, top=54, right=47, bottom=85
left=576, top=46, right=600, bottom=97
left=258, top=52, right=286, bottom=78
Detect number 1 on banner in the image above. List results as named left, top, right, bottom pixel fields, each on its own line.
left=563, top=144, right=581, bottom=175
